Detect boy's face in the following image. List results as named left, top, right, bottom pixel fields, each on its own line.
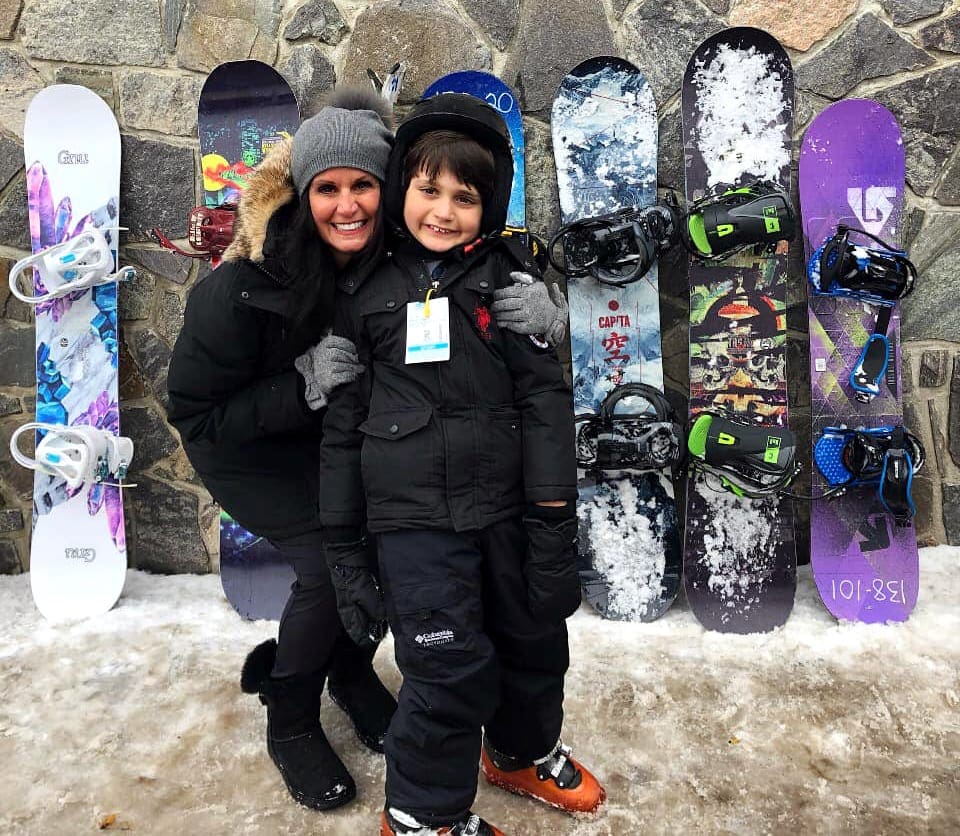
left=403, top=167, right=482, bottom=253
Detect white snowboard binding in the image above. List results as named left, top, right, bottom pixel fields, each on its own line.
left=8, top=227, right=135, bottom=305
left=10, top=422, right=134, bottom=490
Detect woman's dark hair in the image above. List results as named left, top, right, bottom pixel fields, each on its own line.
left=278, top=187, right=386, bottom=329
left=402, top=130, right=495, bottom=206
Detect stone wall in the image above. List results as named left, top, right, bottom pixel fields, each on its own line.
left=0, top=0, right=958, bottom=575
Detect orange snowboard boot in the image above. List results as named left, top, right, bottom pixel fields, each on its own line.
left=380, top=808, right=505, bottom=835
left=480, top=739, right=605, bottom=814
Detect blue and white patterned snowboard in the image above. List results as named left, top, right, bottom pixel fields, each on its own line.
left=22, top=85, right=127, bottom=621
left=424, top=70, right=525, bottom=228
left=552, top=57, right=681, bottom=622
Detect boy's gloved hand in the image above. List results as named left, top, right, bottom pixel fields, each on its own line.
left=323, top=528, right=388, bottom=648
left=492, top=272, right=569, bottom=348
left=295, top=333, right=364, bottom=411
left=522, top=502, right=581, bottom=622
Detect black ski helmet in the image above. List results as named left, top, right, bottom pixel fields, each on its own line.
left=384, top=92, right=514, bottom=237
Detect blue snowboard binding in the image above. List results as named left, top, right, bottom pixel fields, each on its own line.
left=808, top=225, right=917, bottom=403
left=814, top=425, right=924, bottom=524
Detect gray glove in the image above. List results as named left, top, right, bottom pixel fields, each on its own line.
left=492, top=271, right=569, bottom=348
left=294, top=333, right=364, bottom=411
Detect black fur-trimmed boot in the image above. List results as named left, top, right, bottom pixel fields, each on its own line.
left=240, top=639, right=356, bottom=810
left=327, top=634, right=397, bottom=754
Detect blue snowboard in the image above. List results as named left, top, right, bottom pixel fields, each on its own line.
left=424, top=71, right=526, bottom=228
left=552, top=57, right=681, bottom=621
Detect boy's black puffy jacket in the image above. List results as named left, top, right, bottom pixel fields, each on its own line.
left=318, top=241, right=578, bottom=534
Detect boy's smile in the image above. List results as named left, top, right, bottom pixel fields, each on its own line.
left=403, top=168, right=483, bottom=252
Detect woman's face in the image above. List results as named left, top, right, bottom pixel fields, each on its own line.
left=307, top=168, right=381, bottom=266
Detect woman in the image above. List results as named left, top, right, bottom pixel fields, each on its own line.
left=166, top=87, right=567, bottom=812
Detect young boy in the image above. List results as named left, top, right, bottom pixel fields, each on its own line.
left=318, top=94, right=605, bottom=835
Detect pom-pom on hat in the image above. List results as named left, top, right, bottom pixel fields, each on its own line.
left=291, top=86, right=394, bottom=196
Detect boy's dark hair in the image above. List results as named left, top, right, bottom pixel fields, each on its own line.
left=403, top=130, right=495, bottom=206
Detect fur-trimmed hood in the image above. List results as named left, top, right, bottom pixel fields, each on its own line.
left=221, top=137, right=296, bottom=265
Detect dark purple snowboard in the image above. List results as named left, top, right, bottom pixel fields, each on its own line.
left=681, top=28, right=797, bottom=633
left=800, top=100, right=918, bottom=623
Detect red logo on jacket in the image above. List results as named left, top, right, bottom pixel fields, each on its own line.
left=474, top=305, right=493, bottom=340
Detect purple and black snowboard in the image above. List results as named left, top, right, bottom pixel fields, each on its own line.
left=681, top=28, right=797, bottom=633
left=199, top=61, right=300, bottom=620
left=800, top=100, right=918, bottom=622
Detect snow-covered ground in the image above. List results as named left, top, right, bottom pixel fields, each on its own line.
left=1, top=549, right=958, bottom=835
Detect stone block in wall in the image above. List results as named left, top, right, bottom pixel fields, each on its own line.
left=127, top=327, right=172, bottom=409
left=120, top=405, right=180, bottom=471
left=657, top=105, right=683, bottom=193
left=0, top=507, right=22, bottom=532
left=875, top=65, right=960, bottom=196
left=0, top=420, right=33, bottom=499
left=280, top=44, right=336, bottom=118
left=521, top=118, right=558, bottom=239
left=157, top=290, right=185, bottom=348
left=53, top=68, right=114, bottom=108
left=120, top=72, right=203, bottom=137
left=177, top=0, right=281, bottom=73
left=461, top=0, right=519, bottom=51
left=901, top=213, right=960, bottom=342
left=0, top=135, right=20, bottom=190
left=20, top=0, right=165, bottom=67
left=950, top=354, right=960, bottom=469
left=1, top=258, right=30, bottom=323
left=0, top=171, right=28, bottom=251
left=283, top=0, right=346, bottom=45
left=342, top=1, right=490, bottom=103
left=943, top=484, right=960, bottom=545
left=728, top=0, right=857, bottom=52
left=119, top=136, right=195, bottom=243
left=622, top=0, right=723, bottom=106
left=0, top=48, right=43, bottom=139
left=0, top=320, right=33, bottom=388
left=920, top=12, right=960, bottom=54
left=0, top=0, right=22, bottom=40
left=0, top=540, right=20, bottom=574
left=903, top=399, right=936, bottom=544
left=0, top=393, right=22, bottom=417
left=920, top=350, right=948, bottom=388
left=129, top=476, right=209, bottom=573
left=903, top=205, right=926, bottom=251
left=927, top=397, right=950, bottom=476
left=118, top=266, right=157, bottom=323
left=118, top=336, right=146, bottom=401
left=504, top=0, right=615, bottom=115
left=880, top=0, right=946, bottom=27
left=934, top=150, right=960, bottom=206
left=125, top=248, right=192, bottom=287
left=796, top=14, right=933, bottom=100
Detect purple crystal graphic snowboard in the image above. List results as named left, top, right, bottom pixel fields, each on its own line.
left=199, top=61, right=299, bottom=620
left=22, top=85, right=127, bottom=620
left=681, top=28, right=797, bottom=632
left=800, top=99, right=918, bottom=623
left=552, top=57, right=681, bottom=622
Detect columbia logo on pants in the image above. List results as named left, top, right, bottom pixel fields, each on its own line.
left=415, top=630, right=455, bottom=647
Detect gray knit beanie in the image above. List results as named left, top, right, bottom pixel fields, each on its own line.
left=291, top=87, right=394, bottom=196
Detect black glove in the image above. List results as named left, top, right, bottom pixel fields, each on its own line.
left=522, top=503, right=581, bottom=622
left=323, top=529, right=388, bottom=649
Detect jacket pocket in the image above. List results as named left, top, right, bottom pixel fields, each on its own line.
left=359, top=408, right=441, bottom=517
left=480, top=406, right=524, bottom=506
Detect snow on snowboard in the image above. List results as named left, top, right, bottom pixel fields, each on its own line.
left=552, top=57, right=682, bottom=622
left=680, top=29, right=798, bottom=632
left=8, top=86, right=131, bottom=621
left=198, top=61, right=300, bottom=620
left=800, top=100, right=920, bottom=623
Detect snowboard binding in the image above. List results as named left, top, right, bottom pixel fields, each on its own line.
left=151, top=204, right=238, bottom=262
left=575, top=383, right=684, bottom=472
left=809, top=225, right=917, bottom=404
left=10, top=422, right=134, bottom=490
left=808, top=224, right=916, bottom=306
left=687, top=409, right=801, bottom=498
left=814, top=425, right=924, bottom=524
left=684, top=181, right=796, bottom=262
left=8, top=228, right=135, bottom=305
left=548, top=201, right=680, bottom=286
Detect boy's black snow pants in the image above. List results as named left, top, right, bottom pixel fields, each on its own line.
left=377, top=516, right=570, bottom=825
left=268, top=528, right=373, bottom=680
